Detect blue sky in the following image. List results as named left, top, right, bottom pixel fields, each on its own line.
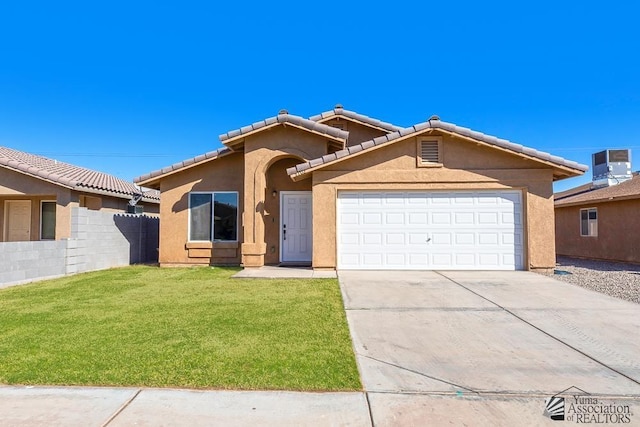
left=1, top=1, right=638, bottom=192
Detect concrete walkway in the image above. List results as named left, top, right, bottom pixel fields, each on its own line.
left=3, top=271, right=640, bottom=426
left=0, top=387, right=368, bottom=426
left=233, top=266, right=337, bottom=278
left=340, top=270, right=640, bottom=425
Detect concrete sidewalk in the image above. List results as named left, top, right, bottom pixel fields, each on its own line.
left=0, top=386, right=370, bottom=426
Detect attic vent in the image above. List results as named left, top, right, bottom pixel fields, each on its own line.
left=420, top=140, right=440, bottom=163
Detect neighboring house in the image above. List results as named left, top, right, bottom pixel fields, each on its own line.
left=555, top=149, right=640, bottom=263
left=135, top=105, right=587, bottom=271
left=0, top=146, right=159, bottom=242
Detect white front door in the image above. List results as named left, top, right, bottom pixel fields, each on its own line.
left=281, top=192, right=312, bottom=263
left=4, top=200, right=32, bottom=242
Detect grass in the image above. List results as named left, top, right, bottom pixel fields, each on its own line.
left=0, top=266, right=361, bottom=391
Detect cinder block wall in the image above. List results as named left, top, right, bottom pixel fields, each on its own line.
left=0, top=208, right=160, bottom=288
left=0, top=240, right=67, bottom=287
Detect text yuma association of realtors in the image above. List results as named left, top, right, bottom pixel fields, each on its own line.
left=567, top=395, right=633, bottom=424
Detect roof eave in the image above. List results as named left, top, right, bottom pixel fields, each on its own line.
left=221, top=122, right=347, bottom=149
left=431, top=127, right=588, bottom=179
left=314, top=115, right=400, bottom=133
left=287, top=125, right=587, bottom=180
left=134, top=149, right=235, bottom=187
left=555, top=193, right=640, bottom=208
left=0, top=163, right=77, bottom=191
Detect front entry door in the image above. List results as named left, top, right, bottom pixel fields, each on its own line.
left=4, top=200, right=32, bottom=242
left=281, top=192, right=312, bottom=263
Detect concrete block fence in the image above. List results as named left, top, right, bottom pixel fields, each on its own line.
left=0, top=207, right=159, bottom=288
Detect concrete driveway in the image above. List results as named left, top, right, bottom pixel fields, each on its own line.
left=339, top=270, right=640, bottom=426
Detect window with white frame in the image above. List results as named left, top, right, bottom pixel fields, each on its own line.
left=580, top=208, right=597, bottom=237
left=189, top=192, right=238, bottom=242
left=40, top=201, right=56, bottom=240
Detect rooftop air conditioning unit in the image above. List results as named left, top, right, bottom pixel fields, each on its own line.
left=592, top=149, right=632, bottom=188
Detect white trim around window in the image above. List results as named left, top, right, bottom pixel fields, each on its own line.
left=188, top=191, right=239, bottom=242
left=580, top=207, right=598, bottom=237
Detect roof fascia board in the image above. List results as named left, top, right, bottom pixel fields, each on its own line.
left=314, top=115, right=397, bottom=133
left=288, top=130, right=426, bottom=181
left=555, top=193, right=640, bottom=208
left=135, top=150, right=235, bottom=187
left=221, top=123, right=281, bottom=147
left=433, top=128, right=586, bottom=176
left=289, top=126, right=586, bottom=180
left=222, top=122, right=347, bottom=148
left=0, top=164, right=76, bottom=191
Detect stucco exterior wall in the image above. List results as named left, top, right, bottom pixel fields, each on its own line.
left=158, top=152, right=244, bottom=266
left=263, top=158, right=312, bottom=264
left=0, top=167, right=157, bottom=241
left=0, top=168, right=77, bottom=241
left=240, top=126, right=330, bottom=266
left=321, top=118, right=389, bottom=147
left=555, top=199, right=640, bottom=263
left=310, top=133, right=556, bottom=270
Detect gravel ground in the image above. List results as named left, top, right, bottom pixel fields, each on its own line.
left=539, top=256, right=640, bottom=304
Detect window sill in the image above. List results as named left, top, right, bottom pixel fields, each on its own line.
left=186, top=241, right=212, bottom=249
left=185, top=241, right=239, bottom=249
left=213, top=241, right=239, bottom=249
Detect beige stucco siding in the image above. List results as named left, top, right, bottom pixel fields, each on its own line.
left=240, top=126, right=329, bottom=266
left=0, top=167, right=158, bottom=242
left=321, top=118, right=389, bottom=147
left=310, top=133, right=556, bottom=270
left=158, top=152, right=244, bottom=266
left=0, top=168, right=77, bottom=240
left=555, top=200, right=640, bottom=263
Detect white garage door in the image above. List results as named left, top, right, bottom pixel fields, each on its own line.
left=337, top=191, right=524, bottom=270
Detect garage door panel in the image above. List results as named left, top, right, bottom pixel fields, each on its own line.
left=386, top=233, right=405, bottom=245
left=337, top=190, right=524, bottom=271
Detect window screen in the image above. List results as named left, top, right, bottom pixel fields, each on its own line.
left=41, top=202, right=56, bottom=240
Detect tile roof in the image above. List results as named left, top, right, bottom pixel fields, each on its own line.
left=133, top=147, right=234, bottom=185
left=0, top=146, right=159, bottom=202
left=219, top=112, right=349, bottom=144
left=555, top=174, right=640, bottom=206
left=309, top=105, right=403, bottom=132
left=287, top=118, right=589, bottom=178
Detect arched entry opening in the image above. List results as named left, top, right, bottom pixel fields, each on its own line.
left=263, top=157, right=312, bottom=265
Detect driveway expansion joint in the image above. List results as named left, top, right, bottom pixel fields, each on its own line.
left=101, top=388, right=142, bottom=427
left=434, top=271, right=640, bottom=388
left=360, top=354, right=478, bottom=394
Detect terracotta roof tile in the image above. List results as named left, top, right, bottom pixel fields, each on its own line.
left=309, top=106, right=403, bottom=132
left=134, top=147, right=233, bottom=184
left=287, top=119, right=588, bottom=178
left=219, top=113, right=348, bottom=144
left=0, top=146, right=159, bottom=202
left=555, top=175, right=640, bottom=206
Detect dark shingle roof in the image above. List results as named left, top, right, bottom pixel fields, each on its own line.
left=219, top=113, right=349, bottom=144
left=555, top=175, right=640, bottom=206
left=287, top=118, right=588, bottom=178
left=134, top=147, right=234, bottom=185
left=309, top=105, right=403, bottom=132
left=0, top=146, right=159, bottom=202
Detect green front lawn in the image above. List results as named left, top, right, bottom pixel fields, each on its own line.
left=0, top=266, right=360, bottom=390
